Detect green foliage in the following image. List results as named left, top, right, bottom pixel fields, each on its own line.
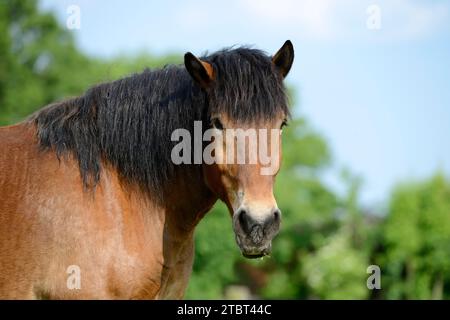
left=302, top=232, right=368, bottom=299
left=185, top=202, right=240, bottom=299
left=0, top=0, right=180, bottom=125
left=2, top=0, right=450, bottom=300
left=380, top=173, right=450, bottom=299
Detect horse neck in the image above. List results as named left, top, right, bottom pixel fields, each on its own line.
left=110, top=164, right=217, bottom=240
left=161, top=165, right=218, bottom=237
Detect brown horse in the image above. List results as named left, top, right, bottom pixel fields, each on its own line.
left=0, top=41, right=294, bottom=299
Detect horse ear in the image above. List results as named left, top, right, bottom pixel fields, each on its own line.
left=184, top=52, right=215, bottom=87
left=272, top=40, right=294, bottom=78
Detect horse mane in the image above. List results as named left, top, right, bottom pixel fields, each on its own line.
left=32, top=47, right=289, bottom=199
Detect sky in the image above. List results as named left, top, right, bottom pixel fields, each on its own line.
left=40, top=0, right=450, bottom=208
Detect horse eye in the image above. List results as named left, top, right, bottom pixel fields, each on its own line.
left=280, top=120, right=288, bottom=130
left=212, top=118, right=224, bottom=130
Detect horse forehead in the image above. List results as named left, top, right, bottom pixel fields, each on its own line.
left=216, top=113, right=283, bottom=128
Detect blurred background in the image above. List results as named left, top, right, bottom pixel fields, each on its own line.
left=1, top=0, right=450, bottom=299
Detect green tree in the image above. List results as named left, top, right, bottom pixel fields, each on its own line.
left=0, top=0, right=87, bottom=123
left=380, top=173, right=450, bottom=299
left=0, top=0, right=180, bottom=125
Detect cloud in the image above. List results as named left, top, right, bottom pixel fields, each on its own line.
left=240, top=0, right=343, bottom=39
left=397, top=1, right=449, bottom=39
left=240, top=0, right=450, bottom=41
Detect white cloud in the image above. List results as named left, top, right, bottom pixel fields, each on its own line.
left=239, top=0, right=450, bottom=41
left=396, top=1, right=449, bottom=39
left=240, top=0, right=342, bottom=39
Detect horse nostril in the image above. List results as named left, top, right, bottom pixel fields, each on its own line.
left=273, top=209, right=281, bottom=222
left=237, top=208, right=251, bottom=233
left=263, top=208, right=281, bottom=231
left=236, top=208, right=279, bottom=236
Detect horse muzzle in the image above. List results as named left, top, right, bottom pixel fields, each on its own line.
left=232, top=206, right=281, bottom=258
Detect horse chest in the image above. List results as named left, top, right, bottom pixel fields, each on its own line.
left=89, top=226, right=195, bottom=299
left=111, top=242, right=194, bottom=300
left=37, top=234, right=194, bottom=300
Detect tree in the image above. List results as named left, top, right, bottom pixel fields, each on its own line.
left=0, top=0, right=180, bottom=125
left=380, top=173, right=450, bottom=299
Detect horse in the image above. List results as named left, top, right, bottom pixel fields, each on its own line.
left=0, top=40, right=294, bottom=299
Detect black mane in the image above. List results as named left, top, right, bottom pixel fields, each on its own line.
left=32, top=47, right=289, bottom=199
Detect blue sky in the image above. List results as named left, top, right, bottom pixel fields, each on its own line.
left=40, top=0, right=450, bottom=207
